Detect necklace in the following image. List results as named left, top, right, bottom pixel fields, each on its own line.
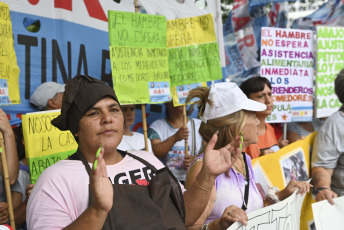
left=233, top=155, right=246, bottom=178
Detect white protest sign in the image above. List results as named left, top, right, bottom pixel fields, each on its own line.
left=260, top=27, right=314, bottom=123
left=312, top=196, right=344, bottom=230
left=228, top=190, right=306, bottom=230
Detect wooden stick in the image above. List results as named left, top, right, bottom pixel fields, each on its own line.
left=141, top=104, right=149, bottom=151
left=183, top=105, right=189, bottom=156
left=0, top=132, right=16, bottom=230
left=135, top=0, right=139, bottom=13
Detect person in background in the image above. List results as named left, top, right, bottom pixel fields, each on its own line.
left=185, top=82, right=311, bottom=230
left=287, top=119, right=323, bottom=144
left=0, top=109, right=19, bottom=225
left=27, top=75, right=243, bottom=229
left=240, top=76, right=289, bottom=159
left=117, top=105, right=153, bottom=153
left=9, top=82, right=64, bottom=228
left=148, top=102, right=203, bottom=183
left=30, top=82, right=65, bottom=111
left=312, top=69, right=344, bottom=205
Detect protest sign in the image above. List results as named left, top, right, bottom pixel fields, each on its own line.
left=250, top=132, right=317, bottom=230
left=260, top=27, right=314, bottom=123
left=108, top=11, right=170, bottom=105
left=228, top=190, right=306, bottom=230
left=167, top=14, right=221, bottom=106
left=0, top=2, right=20, bottom=105
left=316, top=26, right=344, bottom=118
left=22, top=110, right=78, bottom=183
left=312, top=196, right=344, bottom=230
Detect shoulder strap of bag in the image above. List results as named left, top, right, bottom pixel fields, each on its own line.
left=241, top=153, right=249, bottom=211
left=191, top=118, right=196, bottom=156
left=126, top=152, right=159, bottom=173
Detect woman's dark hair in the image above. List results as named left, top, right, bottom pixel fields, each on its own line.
left=13, top=125, right=26, bottom=161
left=335, top=69, right=344, bottom=104
left=240, top=76, right=272, bottom=98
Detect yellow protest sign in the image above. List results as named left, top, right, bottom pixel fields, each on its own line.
left=167, top=14, right=216, bottom=48
left=0, top=2, right=20, bottom=105
left=167, top=14, right=221, bottom=106
left=252, top=132, right=317, bottom=230
left=22, top=110, right=78, bottom=183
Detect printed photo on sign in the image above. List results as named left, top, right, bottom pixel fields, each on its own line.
left=167, top=146, right=185, bottom=170
left=279, top=147, right=308, bottom=186
left=176, top=83, right=203, bottom=104
left=148, top=81, right=171, bottom=103
left=252, top=161, right=273, bottom=198
left=0, top=79, right=11, bottom=105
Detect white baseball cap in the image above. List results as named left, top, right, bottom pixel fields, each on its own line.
left=200, top=82, right=267, bottom=123
left=30, top=82, right=65, bottom=110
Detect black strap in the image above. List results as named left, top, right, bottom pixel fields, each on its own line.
left=241, top=153, right=249, bottom=211
left=191, top=118, right=196, bottom=156
left=339, top=105, right=344, bottom=112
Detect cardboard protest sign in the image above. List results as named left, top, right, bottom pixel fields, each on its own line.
left=228, top=190, right=306, bottom=230
left=316, top=26, right=344, bottom=118
left=251, top=132, right=317, bottom=230
left=0, top=2, right=20, bottom=105
left=108, top=11, right=170, bottom=105
left=167, top=14, right=221, bottom=106
left=22, top=110, right=78, bottom=183
left=260, top=27, right=314, bottom=123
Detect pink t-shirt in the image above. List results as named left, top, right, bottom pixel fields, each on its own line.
left=27, top=150, right=184, bottom=230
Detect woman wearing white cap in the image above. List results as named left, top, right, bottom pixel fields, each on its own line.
left=185, top=82, right=311, bottom=230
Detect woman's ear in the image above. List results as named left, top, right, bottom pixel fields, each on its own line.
left=47, top=98, right=59, bottom=109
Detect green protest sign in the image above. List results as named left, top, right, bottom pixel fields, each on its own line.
left=108, top=11, right=171, bottom=104
left=108, top=11, right=166, bottom=48
left=168, top=42, right=221, bottom=86
left=316, top=26, right=344, bottom=118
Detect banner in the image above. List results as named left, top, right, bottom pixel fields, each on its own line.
left=260, top=27, right=314, bottom=123
left=167, top=14, right=221, bottom=106
left=250, top=132, right=317, bottom=230
left=228, top=190, right=306, bottom=230
left=0, top=2, right=20, bottom=105
left=315, top=26, right=343, bottom=118
left=108, top=11, right=170, bottom=105
left=2, top=0, right=224, bottom=126
left=22, top=110, right=78, bottom=183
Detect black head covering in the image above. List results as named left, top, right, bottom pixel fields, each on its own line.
left=51, top=75, right=119, bottom=135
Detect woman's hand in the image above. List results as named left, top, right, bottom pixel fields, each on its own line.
left=0, top=202, right=8, bottom=225
left=25, top=184, right=34, bottom=201
left=278, top=180, right=312, bottom=200
left=184, top=155, right=196, bottom=169
left=219, top=205, right=248, bottom=229
left=90, top=147, right=113, bottom=215
left=278, top=136, right=289, bottom=149
left=203, top=132, right=241, bottom=178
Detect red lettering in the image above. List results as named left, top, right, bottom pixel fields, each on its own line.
left=53, top=0, right=107, bottom=22
left=232, top=17, right=250, bottom=31
left=237, top=34, right=255, bottom=50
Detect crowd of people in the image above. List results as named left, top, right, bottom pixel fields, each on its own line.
left=0, top=71, right=342, bottom=229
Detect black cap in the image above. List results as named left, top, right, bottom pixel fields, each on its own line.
left=51, top=75, right=119, bottom=135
